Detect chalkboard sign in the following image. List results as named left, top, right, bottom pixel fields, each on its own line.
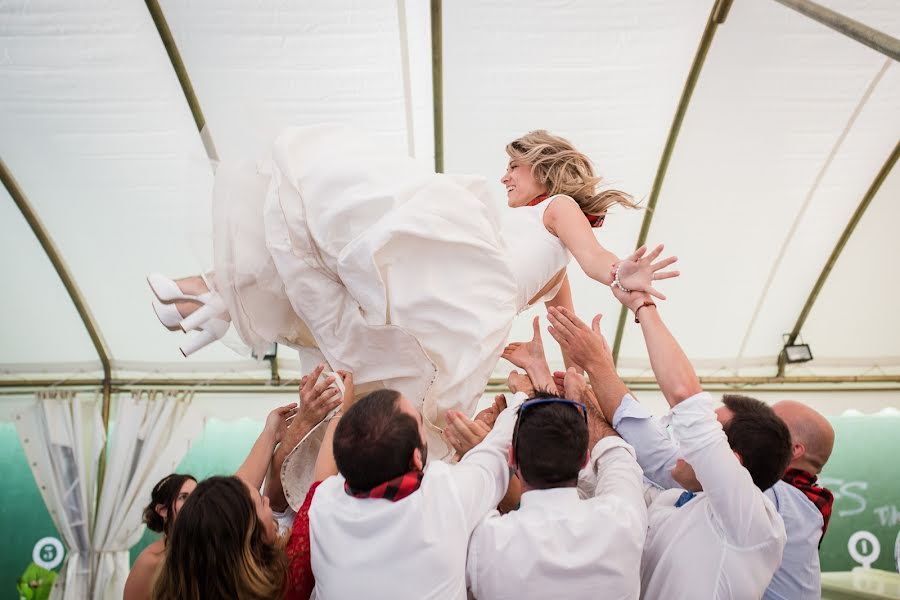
left=818, top=415, right=900, bottom=573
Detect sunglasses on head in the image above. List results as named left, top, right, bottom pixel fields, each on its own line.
left=512, top=397, right=588, bottom=463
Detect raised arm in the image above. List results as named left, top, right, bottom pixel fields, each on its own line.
left=236, top=402, right=297, bottom=491
left=543, top=197, right=678, bottom=299
left=610, top=287, right=701, bottom=408
left=500, top=316, right=558, bottom=393
left=265, top=366, right=342, bottom=511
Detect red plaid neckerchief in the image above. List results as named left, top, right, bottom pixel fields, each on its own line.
left=526, top=194, right=605, bottom=228
left=344, top=470, right=424, bottom=501
left=783, top=468, right=834, bottom=545
left=285, top=481, right=322, bottom=600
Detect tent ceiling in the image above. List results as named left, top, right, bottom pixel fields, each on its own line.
left=1, top=0, right=898, bottom=386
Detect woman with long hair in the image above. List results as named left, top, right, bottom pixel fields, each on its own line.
left=151, top=476, right=287, bottom=600
left=123, top=473, right=196, bottom=600
left=147, top=125, right=677, bottom=472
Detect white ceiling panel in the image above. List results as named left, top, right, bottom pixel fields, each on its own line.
left=0, top=0, right=243, bottom=367
left=158, top=0, right=414, bottom=162
left=0, top=187, right=99, bottom=370
left=617, top=0, right=895, bottom=374
left=801, top=159, right=900, bottom=368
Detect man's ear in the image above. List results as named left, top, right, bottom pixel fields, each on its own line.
left=733, top=451, right=744, bottom=466
left=507, top=445, right=516, bottom=470
left=411, top=448, right=424, bottom=472
left=581, top=450, right=590, bottom=470
left=791, top=442, right=805, bottom=462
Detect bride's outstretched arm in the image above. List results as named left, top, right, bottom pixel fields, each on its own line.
left=543, top=198, right=678, bottom=299
left=543, top=198, right=618, bottom=285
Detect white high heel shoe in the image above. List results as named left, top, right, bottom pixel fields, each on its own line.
left=179, top=317, right=230, bottom=357
left=147, top=273, right=227, bottom=332
left=152, top=299, right=183, bottom=331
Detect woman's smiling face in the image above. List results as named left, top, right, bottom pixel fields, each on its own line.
left=500, top=160, right=548, bottom=207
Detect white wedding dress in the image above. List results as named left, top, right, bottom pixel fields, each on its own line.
left=211, top=125, right=570, bottom=495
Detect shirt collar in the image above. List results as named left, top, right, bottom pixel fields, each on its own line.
left=518, top=486, right=580, bottom=510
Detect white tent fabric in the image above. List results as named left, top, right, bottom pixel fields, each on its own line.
left=1, top=2, right=898, bottom=389
left=16, top=391, right=104, bottom=600
left=91, top=390, right=200, bottom=600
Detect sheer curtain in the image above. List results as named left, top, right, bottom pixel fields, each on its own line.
left=91, top=389, right=201, bottom=600
left=16, top=390, right=104, bottom=600
left=16, top=389, right=204, bottom=600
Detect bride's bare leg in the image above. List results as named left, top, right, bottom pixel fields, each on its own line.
left=172, top=275, right=211, bottom=318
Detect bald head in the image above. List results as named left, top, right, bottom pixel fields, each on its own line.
left=772, top=401, right=835, bottom=474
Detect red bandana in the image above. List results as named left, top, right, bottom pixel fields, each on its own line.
left=527, top=194, right=605, bottom=228
left=344, top=470, right=424, bottom=501
left=285, top=472, right=424, bottom=600
left=783, top=468, right=834, bottom=545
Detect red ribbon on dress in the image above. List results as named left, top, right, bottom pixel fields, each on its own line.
left=527, top=194, right=605, bottom=228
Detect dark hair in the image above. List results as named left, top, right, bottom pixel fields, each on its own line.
left=333, top=389, right=423, bottom=491
left=512, top=391, right=589, bottom=489
left=152, top=476, right=286, bottom=600
left=142, top=473, right=196, bottom=536
left=721, top=395, right=792, bottom=491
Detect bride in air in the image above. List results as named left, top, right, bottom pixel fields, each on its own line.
left=147, top=125, right=677, bottom=457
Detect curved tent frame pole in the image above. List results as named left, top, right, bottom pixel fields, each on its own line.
left=777, top=141, right=900, bottom=375
left=611, top=0, right=733, bottom=364
left=145, top=0, right=219, bottom=162
left=772, top=0, right=900, bottom=62
left=0, top=157, right=113, bottom=421
left=430, top=0, right=444, bottom=173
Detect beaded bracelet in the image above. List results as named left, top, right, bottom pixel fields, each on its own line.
left=613, top=265, right=633, bottom=293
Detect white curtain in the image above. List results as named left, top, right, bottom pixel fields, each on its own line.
left=16, top=390, right=104, bottom=600
left=91, top=389, right=201, bottom=600
left=16, top=389, right=204, bottom=600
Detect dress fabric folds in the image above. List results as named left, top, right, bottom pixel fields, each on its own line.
left=211, top=125, right=568, bottom=469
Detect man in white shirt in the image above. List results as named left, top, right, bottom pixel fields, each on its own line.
left=464, top=364, right=647, bottom=599
left=611, top=395, right=835, bottom=600
left=308, top=384, right=529, bottom=600
left=547, top=288, right=792, bottom=599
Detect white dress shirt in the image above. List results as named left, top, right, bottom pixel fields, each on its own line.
left=616, top=392, right=785, bottom=599
left=308, top=392, right=527, bottom=600
left=466, top=437, right=647, bottom=600
left=614, top=394, right=823, bottom=600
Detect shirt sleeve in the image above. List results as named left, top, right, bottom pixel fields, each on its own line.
left=449, top=392, right=527, bottom=532
left=669, top=392, right=783, bottom=548
left=612, top=394, right=680, bottom=490
left=587, top=437, right=648, bottom=525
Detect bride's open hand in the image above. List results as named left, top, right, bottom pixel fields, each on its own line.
left=614, top=244, right=679, bottom=300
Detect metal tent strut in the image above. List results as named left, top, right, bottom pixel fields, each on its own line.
left=772, top=0, right=900, bottom=62
left=777, top=141, right=900, bottom=376
left=611, top=0, right=734, bottom=364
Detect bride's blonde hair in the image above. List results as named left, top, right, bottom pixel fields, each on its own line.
left=506, top=130, right=638, bottom=216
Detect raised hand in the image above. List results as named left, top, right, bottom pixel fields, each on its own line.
left=336, top=370, right=356, bottom=414
left=295, top=364, right=342, bottom=431
left=501, top=316, right=548, bottom=371
left=614, top=244, right=679, bottom=300
left=563, top=367, right=588, bottom=403
left=507, top=370, right=536, bottom=397
left=546, top=307, right=611, bottom=373
left=265, top=402, right=299, bottom=444
left=473, top=394, right=507, bottom=429
left=443, top=410, right=492, bottom=460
